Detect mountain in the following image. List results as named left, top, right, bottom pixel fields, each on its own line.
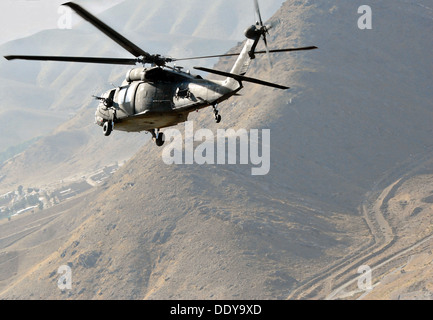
left=0, top=0, right=284, bottom=192
left=0, top=0, right=432, bottom=300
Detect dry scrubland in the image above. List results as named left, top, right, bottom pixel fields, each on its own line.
left=0, top=0, right=432, bottom=299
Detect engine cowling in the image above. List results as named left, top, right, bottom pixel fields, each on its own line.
left=126, top=67, right=146, bottom=82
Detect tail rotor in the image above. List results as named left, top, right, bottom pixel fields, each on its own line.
left=253, top=0, right=276, bottom=68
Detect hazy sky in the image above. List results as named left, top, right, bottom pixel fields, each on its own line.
left=0, top=0, right=125, bottom=45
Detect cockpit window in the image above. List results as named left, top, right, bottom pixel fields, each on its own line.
left=118, top=87, right=128, bottom=105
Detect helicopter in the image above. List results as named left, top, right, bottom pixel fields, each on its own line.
left=4, top=1, right=317, bottom=147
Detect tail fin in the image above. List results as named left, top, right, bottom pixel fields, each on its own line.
left=224, top=39, right=256, bottom=89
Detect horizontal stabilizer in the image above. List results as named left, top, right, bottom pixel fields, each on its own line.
left=194, top=66, right=290, bottom=90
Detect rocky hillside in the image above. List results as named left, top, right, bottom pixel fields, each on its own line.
left=0, top=0, right=432, bottom=299
left=0, top=0, right=284, bottom=191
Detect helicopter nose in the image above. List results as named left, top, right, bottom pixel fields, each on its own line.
left=95, top=114, right=104, bottom=127
left=95, top=104, right=108, bottom=126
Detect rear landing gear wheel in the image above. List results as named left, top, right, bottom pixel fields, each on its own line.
left=213, top=105, right=222, bottom=124
left=156, top=132, right=165, bottom=147
left=152, top=129, right=165, bottom=147
left=103, top=121, right=113, bottom=136
left=215, top=114, right=222, bottom=124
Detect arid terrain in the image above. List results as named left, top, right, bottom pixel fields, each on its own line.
left=0, top=0, right=432, bottom=299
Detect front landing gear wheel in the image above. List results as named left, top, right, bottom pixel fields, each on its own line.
left=103, top=121, right=113, bottom=136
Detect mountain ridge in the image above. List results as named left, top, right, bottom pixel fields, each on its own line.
left=0, top=0, right=432, bottom=299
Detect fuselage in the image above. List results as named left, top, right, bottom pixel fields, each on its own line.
left=94, top=66, right=242, bottom=132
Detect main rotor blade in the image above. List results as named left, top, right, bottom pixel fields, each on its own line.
left=5, top=46, right=318, bottom=66
left=194, top=66, right=289, bottom=90
left=172, top=53, right=241, bottom=61
left=173, top=46, right=318, bottom=62
left=62, top=2, right=149, bottom=59
left=4, top=55, right=138, bottom=65
left=255, top=46, right=318, bottom=54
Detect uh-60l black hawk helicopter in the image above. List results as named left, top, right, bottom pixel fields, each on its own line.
left=5, top=1, right=317, bottom=147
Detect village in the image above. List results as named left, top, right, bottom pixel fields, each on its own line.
left=0, top=163, right=121, bottom=221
